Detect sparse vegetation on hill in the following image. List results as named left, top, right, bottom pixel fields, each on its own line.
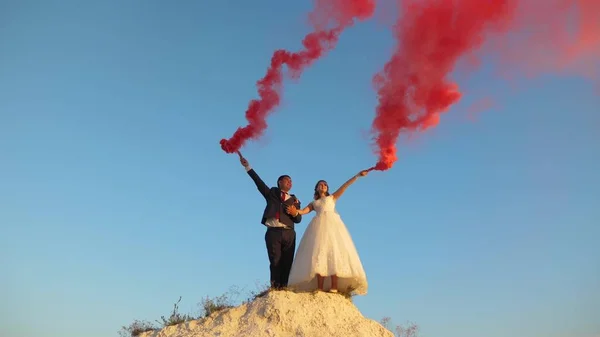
left=118, top=283, right=418, bottom=337
left=381, top=317, right=420, bottom=337
left=119, top=283, right=270, bottom=337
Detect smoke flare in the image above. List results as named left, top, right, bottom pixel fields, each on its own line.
left=370, top=0, right=599, bottom=171
left=220, top=0, right=376, bottom=153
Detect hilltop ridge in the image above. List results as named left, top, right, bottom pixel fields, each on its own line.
left=137, top=290, right=393, bottom=337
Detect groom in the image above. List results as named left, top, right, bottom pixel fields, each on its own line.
left=239, top=155, right=303, bottom=289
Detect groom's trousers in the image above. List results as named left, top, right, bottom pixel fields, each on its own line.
left=265, top=227, right=296, bottom=288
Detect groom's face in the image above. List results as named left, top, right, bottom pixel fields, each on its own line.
left=278, top=176, right=292, bottom=192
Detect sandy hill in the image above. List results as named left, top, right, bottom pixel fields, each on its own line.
left=138, top=290, right=393, bottom=337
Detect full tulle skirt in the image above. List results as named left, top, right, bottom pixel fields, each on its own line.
left=288, top=210, right=368, bottom=295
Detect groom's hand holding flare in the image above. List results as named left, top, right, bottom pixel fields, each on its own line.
left=238, top=151, right=249, bottom=168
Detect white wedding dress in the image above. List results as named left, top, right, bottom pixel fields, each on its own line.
left=288, top=195, right=368, bottom=295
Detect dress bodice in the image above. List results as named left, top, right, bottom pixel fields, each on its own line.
left=312, top=195, right=336, bottom=214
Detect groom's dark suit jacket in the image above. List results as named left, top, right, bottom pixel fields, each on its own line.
left=247, top=169, right=302, bottom=229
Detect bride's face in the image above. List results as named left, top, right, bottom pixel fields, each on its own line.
left=316, top=181, right=328, bottom=193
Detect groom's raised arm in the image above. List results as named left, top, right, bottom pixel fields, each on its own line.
left=240, top=157, right=270, bottom=198
left=246, top=167, right=270, bottom=198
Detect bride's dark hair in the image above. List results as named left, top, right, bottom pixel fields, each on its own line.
left=313, top=180, right=330, bottom=200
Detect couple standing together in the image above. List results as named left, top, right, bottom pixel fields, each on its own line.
left=239, top=155, right=369, bottom=295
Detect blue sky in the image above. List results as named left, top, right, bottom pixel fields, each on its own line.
left=1, top=1, right=598, bottom=337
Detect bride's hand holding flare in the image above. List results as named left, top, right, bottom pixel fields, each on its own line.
left=357, top=169, right=369, bottom=177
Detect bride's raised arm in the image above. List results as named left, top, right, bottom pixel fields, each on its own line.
left=332, top=169, right=369, bottom=200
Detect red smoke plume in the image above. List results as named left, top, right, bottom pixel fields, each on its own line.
left=220, top=0, right=376, bottom=153
left=370, top=0, right=599, bottom=171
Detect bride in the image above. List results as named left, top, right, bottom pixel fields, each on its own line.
left=285, top=169, right=369, bottom=295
